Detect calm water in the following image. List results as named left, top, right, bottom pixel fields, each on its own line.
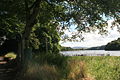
left=60, top=50, right=120, bottom=56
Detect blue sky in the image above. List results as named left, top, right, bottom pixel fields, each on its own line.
left=60, top=20, right=120, bottom=47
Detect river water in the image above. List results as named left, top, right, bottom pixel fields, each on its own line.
left=60, top=50, right=120, bottom=56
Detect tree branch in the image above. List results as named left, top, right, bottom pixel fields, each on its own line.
left=24, top=0, right=30, bottom=19
left=23, top=0, right=42, bottom=41
left=28, top=0, right=41, bottom=27
left=29, top=0, right=41, bottom=11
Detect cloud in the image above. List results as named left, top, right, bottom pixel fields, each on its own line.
left=60, top=20, right=120, bottom=47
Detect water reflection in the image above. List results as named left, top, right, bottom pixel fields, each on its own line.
left=60, top=50, right=120, bottom=56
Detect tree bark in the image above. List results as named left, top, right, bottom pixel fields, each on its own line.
left=18, top=0, right=42, bottom=64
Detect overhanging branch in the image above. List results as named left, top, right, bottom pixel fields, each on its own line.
left=29, top=0, right=42, bottom=11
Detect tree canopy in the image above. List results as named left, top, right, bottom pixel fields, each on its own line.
left=0, top=0, right=120, bottom=55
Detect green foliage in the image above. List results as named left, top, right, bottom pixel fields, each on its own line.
left=1, top=0, right=120, bottom=37
left=33, top=53, right=67, bottom=68
left=0, top=0, right=120, bottom=46
left=33, top=22, right=61, bottom=54
left=105, top=38, right=120, bottom=50
left=29, top=33, right=40, bottom=49
left=0, top=0, right=24, bottom=38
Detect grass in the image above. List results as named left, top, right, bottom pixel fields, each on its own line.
left=23, top=61, right=60, bottom=80
left=66, top=60, right=90, bottom=80
left=20, top=53, right=67, bottom=80
left=18, top=55, right=120, bottom=80
left=68, top=56, right=120, bottom=80
left=4, top=52, right=17, bottom=59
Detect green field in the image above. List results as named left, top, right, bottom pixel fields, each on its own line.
left=67, top=56, right=120, bottom=80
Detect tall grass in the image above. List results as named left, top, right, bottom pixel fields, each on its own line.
left=68, top=56, right=120, bottom=80
left=66, top=59, right=93, bottom=80
left=17, top=54, right=120, bottom=80
left=23, top=61, right=60, bottom=80
left=18, top=53, right=68, bottom=80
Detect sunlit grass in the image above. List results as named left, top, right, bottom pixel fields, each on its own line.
left=4, top=52, right=17, bottom=59
left=68, top=56, right=120, bottom=80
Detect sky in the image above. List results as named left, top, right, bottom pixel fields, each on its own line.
left=60, top=20, right=120, bottom=48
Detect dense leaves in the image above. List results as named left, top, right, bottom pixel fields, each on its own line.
left=33, top=22, right=61, bottom=54
left=0, top=0, right=120, bottom=54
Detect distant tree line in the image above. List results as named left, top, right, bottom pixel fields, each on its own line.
left=61, top=46, right=85, bottom=51
left=105, top=38, right=120, bottom=50
left=86, top=45, right=105, bottom=50
left=61, top=47, right=74, bottom=51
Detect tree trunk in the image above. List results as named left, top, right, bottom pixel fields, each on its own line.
left=18, top=0, right=42, bottom=64
left=15, top=0, right=42, bottom=78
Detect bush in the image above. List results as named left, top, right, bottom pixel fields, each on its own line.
left=33, top=53, right=67, bottom=67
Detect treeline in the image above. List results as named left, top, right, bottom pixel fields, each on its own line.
left=105, top=38, right=120, bottom=50
left=61, top=46, right=85, bottom=51
left=61, top=47, right=74, bottom=51
left=86, top=45, right=105, bottom=50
